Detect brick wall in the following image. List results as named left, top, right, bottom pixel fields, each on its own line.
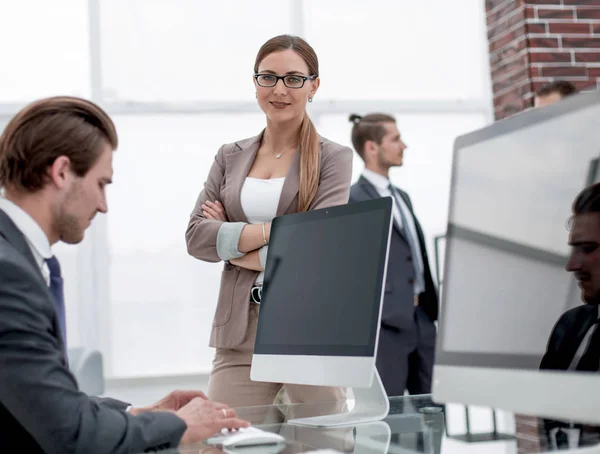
left=487, top=0, right=600, bottom=120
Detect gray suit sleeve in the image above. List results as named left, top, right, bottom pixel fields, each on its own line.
left=91, top=396, right=130, bottom=411
left=0, top=257, right=187, bottom=454
left=216, top=222, right=247, bottom=261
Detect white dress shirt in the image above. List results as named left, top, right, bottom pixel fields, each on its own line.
left=0, top=197, right=52, bottom=283
left=362, top=169, right=425, bottom=295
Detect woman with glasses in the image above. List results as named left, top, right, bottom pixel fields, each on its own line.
left=186, top=34, right=353, bottom=407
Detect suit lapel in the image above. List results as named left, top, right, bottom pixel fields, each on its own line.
left=563, top=307, right=598, bottom=369
left=277, top=150, right=300, bottom=215
left=396, top=187, right=428, bottom=251
left=276, top=136, right=325, bottom=215
left=224, top=134, right=263, bottom=223
left=359, top=177, right=405, bottom=239
left=0, top=209, right=43, bottom=284
left=0, top=209, right=67, bottom=363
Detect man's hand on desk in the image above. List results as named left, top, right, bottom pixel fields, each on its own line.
left=177, top=397, right=250, bottom=445
left=128, top=390, right=209, bottom=415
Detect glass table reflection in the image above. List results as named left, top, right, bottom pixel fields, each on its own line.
left=150, top=394, right=445, bottom=454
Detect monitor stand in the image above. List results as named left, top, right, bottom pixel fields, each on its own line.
left=288, top=368, right=389, bottom=427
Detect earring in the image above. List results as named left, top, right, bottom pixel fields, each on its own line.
left=308, top=97, right=313, bottom=103
left=255, top=93, right=258, bottom=99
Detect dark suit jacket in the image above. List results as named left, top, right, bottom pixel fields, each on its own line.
left=0, top=209, right=186, bottom=453
left=539, top=304, right=600, bottom=444
left=349, top=177, right=438, bottom=331
left=540, top=304, right=598, bottom=371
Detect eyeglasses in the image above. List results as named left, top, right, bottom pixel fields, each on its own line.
left=254, top=73, right=317, bottom=89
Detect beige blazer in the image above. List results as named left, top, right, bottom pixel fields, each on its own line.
left=186, top=131, right=353, bottom=349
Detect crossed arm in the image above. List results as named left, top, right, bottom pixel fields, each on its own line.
left=201, top=200, right=268, bottom=271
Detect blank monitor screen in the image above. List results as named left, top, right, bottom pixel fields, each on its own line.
left=254, top=198, right=392, bottom=358
left=437, top=90, right=600, bottom=371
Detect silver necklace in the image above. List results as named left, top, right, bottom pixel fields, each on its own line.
left=268, top=137, right=298, bottom=159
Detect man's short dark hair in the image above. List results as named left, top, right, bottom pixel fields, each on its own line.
left=348, top=113, right=396, bottom=160
left=567, top=182, right=600, bottom=230
left=535, top=80, right=578, bottom=99
left=573, top=183, right=600, bottom=216
left=0, top=96, right=118, bottom=192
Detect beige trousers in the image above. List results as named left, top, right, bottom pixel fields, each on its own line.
left=208, top=303, right=347, bottom=409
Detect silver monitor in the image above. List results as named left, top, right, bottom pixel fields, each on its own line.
left=433, top=90, right=600, bottom=434
left=251, top=198, right=393, bottom=426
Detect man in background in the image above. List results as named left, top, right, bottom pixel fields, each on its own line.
left=0, top=96, right=248, bottom=453
left=534, top=80, right=578, bottom=108
left=347, top=113, right=438, bottom=396
left=539, top=182, right=600, bottom=448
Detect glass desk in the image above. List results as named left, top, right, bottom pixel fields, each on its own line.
left=143, top=395, right=446, bottom=454
left=141, top=394, right=600, bottom=453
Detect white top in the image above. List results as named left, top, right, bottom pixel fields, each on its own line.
left=240, top=177, right=285, bottom=285
left=362, top=168, right=425, bottom=295
left=0, top=197, right=52, bottom=284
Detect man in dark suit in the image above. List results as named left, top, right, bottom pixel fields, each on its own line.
left=0, top=96, right=248, bottom=453
left=347, top=113, right=438, bottom=396
left=538, top=182, right=600, bottom=448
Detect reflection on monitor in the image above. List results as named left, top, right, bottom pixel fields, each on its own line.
left=433, top=90, right=600, bottom=431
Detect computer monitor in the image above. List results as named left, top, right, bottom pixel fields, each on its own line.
left=433, top=90, right=600, bottom=429
left=251, top=197, right=393, bottom=426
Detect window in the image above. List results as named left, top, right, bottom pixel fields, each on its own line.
left=106, top=113, right=266, bottom=377
left=99, top=0, right=293, bottom=102
left=303, top=0, right=489, bottom=101
left=0, top=0, right=90, bottom=101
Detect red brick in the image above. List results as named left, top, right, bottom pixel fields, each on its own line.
left=574, top=52, right=600, bottom=63
left=536, top=8, right=575, bottom=20
left=576, top=7, right=600, bottom=20
left=564, top=0, right=600, bottom=4
left=490, top=33, right=523, bottom=53
left=528, top=37, right=561, bottom=48
left=488, top=2, right=523, bottom=27
left=573, top=80, right=599, bottom=91
left=530, top=66, right=541, bottom=78
left=488, top=12, right=526, bottom=39
left=526, top=23, right=546, bottom=34
left=525, top=6, right=536, bottom=19
left=593, top=23, right=600, bottom=34
left=492, top=52, right=529, bottom=76
left=527, top=0, right=561, bottom=3
left=529, top=51, right=572, bottom=63
left=493, top=69, right=531, bottom=94
left=540, top=66, right=588, bottom=78
left=548, top=22, right=593, bottom=34
left=490, top=39, right=527, bottom=67
left=494, top=100, right=528, bottom=120
left=589, top=68, right=600, bottom=78
left=562, top=36, right=600, bottom=48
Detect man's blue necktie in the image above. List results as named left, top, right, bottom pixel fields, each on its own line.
left=45, top=256, right=67, bottom=354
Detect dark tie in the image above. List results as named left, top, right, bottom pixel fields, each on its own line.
left=576, top=319, right=600, bottom=372
left=388, top=184, right=425, bottom=292
left=45, top=256, right=67, bottom=353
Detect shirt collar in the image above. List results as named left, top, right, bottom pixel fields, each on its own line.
left=0, top=197, right=52, bottom=262
left=362, top=168, right=391, bottom=191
